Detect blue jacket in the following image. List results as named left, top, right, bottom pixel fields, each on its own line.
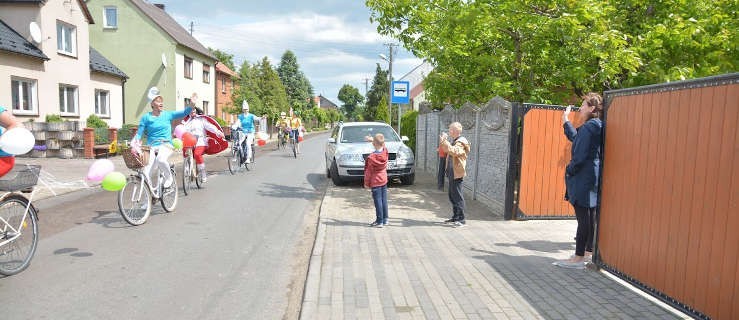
left=564, top=118, right=602, bottom=208
left=135, top=106, right=192, bottom=146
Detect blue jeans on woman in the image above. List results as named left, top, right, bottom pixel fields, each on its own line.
left=371, top=184, right=388, bottom=224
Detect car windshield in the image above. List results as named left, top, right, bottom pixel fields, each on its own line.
left=340, top=125, right=400, bottom=143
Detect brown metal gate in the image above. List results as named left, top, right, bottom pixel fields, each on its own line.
left=508, top=104, right=584, bottom=220
left=595, top=73, right=739, bottom=319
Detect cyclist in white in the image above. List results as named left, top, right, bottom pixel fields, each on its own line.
left=230, top=100, right=266, bottom=164
left=131, top=87, right=192, bottom=188
left=182, top=107, right=224, bottom=183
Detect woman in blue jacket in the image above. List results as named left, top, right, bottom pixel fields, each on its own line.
left=556, top=92, right=603, bottom=269
left=132, top=87, right=192, bottom=188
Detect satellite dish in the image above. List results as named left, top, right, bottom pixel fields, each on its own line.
left=29, top=22, right=42, bottom=44
left=161, top=53, right=167, bottom=68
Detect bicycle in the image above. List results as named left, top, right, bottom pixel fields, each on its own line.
left=181, top=146, right=202, bottom=195
left=276, top=129, right=288, bottom=151
left=0, top=164, right=40, bottom=276
left=228, top=129, right=256, bottom=173
left=118, top=145, right=179, bottom=226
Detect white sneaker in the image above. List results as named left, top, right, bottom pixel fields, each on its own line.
left=245, top=159, right=251, bottom=164
left=201, top=174, right=207, bottom=183
left=163, top=177, right=173, bottom=188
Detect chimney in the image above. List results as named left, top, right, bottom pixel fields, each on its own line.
left=154, top=4, right=165, bottom=10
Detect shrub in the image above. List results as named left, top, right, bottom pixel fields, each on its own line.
left=117, top=124, right=137, bottom=143
left=45, top=114, right=63, bottom=123
left=214, top=117, right=227, bottom=128
left=86, top=114, right=108, bottom=129
left=401, top=111, right=418, bottom=154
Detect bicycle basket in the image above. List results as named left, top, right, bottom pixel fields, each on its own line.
left=0, top=164, right=41, bottom=191
left=121, top=146, right=150, bottom=170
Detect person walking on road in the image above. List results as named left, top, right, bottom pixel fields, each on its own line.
left=439, top=122, right=471, bottom=227
left=555, top=92, right=603, bottom=269
left=365, top=133, right=389, bottom=228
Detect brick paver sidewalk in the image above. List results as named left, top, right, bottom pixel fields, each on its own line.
left=301, top=173, right=684, bottom=320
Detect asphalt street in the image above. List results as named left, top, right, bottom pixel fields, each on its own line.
left=0, top=133, right=331, bottom=320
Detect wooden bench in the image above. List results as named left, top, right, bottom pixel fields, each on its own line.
left=93, top=144, right=109, bottom=158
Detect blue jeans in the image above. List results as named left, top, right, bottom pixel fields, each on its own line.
left=371, top=184, right=388, bottom=224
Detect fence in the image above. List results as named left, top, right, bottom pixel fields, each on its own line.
left=595, top=73, right=739, bottom=319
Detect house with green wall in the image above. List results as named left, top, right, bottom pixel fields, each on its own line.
left=87, top=0, right=216, bottom=124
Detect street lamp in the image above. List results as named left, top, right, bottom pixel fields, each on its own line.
left=378, top=53, right=392, bottom=125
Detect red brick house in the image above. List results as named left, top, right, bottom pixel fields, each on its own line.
left=215, top=62, right=238, bottom=123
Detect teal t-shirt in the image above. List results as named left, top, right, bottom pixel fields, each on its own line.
left=0, top=106, right=12, bottom=157
left=238, top=113, right=257, bottom=133
left=134, top=106, right=192, bottom=146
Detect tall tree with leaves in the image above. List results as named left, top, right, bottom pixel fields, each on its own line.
left=277, top=50, right=314, bottom=113
left=230, top=61, right=262, bottom=117
left=255, top=57, right=289, bottom=123
left=337, top=84, right=364, bottom=120
left=375, top=96, right=389, bottom=124
left=365, top=63, right=389, bottom=120
left=209, top=48, right=235, bottom=71
left=366, top=0, right=737, bottom=104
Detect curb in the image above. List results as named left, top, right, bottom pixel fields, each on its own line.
left=298, top=184, right=330, bottom=320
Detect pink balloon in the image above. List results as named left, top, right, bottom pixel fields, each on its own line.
left=86, top=159, right=115, bottom=182
left=174, top=125, right=186, bottom=139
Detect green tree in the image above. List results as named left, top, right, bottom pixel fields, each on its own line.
left=231, top=61, right=262, bottom=116
left=255, top=57, right=289, bottom=123
left=337, top=84, right=364, bottom=119
left=366, top=0, right=737, bottom=104
left=277, top=50, right=314, bottom=114
left=365, top=64, right=389, bottom=120
left=209, top=48, right=235, bottom=71
left=375, top=96, right=389, bottom=124
left=400, top=110, right=418, bottom=153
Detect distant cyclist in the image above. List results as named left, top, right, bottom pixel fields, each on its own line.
left=182, top=107, right=224, bottom=182
left=230, top=100, right=266, bottom=164
left=275, top=111, right=289, bottom=149
left=131, top=87, right=193, bottom=188
left=288, top=110, right=304, bottom=154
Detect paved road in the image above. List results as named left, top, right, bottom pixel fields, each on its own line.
left=0, top=133, right=330, bottom=320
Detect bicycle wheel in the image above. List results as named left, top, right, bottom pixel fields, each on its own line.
left=195, top=163, right=203, bottom=189
left=118, top=175, right=152, bottom=226
left=182, top=153, right=192, bottom=195
left=0, top=194, right=38, bottom=276
left=228, top=145, right=239, bottom=175
left=160, top=168, right=178, bottom=212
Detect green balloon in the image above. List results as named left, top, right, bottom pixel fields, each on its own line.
left=101, top=171, right=127, bottom=191
left=172, top=138, right=183, bottom=150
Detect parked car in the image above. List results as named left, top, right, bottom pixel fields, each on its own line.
left=325, top=122, right=415, bottom=186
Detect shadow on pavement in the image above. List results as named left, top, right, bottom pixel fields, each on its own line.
left=495, top=240, right=575, bottom=253
left=257, top=182, right=324, bottom=200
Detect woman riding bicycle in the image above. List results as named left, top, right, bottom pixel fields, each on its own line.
left=0, top=105, right=22, bottom=177
left=230, top=100, right=266, bottom=164
left=131, top=87, right=193, bottom=188
left=288, top=110, right=303, bottom=154
left=275, top=111, right=289, bottom=149
left=181, top=106, right=224, bottom=183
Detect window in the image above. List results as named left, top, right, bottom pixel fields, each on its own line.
left=203, top=64, right=210, bottom=83
left=184, top=98, right=191, bottom=106
left=95, top=89, right=110, bottom=117
left=184, top=56, right=193, bottom=79
left=58, top=84, right=78, bottom=115
left=11, top=77, right=38, bottom=115
left=56, top=21, right=76, bottom=56
left=103, top=7, right=117, bottom=28
left=221, top=75, right=227, bottom=93
left=202, top=101, right=209, bottom=115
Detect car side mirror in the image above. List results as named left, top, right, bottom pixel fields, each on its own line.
left=327, top=138, right=336, bottom=144
left=401, top=136, right=409, bottom=142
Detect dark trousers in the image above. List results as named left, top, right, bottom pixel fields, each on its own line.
left=371, top=184, right=388, bottom=224
left=437, top=156, right=446, bottom=190
left=448, top=178, right=465, bottom=222
left=573, top=205, right=596, bottom=256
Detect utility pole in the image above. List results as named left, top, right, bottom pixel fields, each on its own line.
left=383, top=43, right=397, bottom=125
left=189, top=21, right=194, bottom=35
left=363, top=78, right=370, bottom=96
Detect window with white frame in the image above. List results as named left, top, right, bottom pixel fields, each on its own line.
left=10, top=77, right=38, bottom=115
left=95, top=89, right=110, bottom=117
left=184, top=56, right=193, bottom=79
left=221, top=75, right=227, bottom=93
left=58, top=84, right=78, bottom=115
left=103, top=6, right=118, bottom=28
left=203, top=101, right=209, bottom=115
left=203, top=64, right=210, bottom=83
left=56, top=21, right=77, bottom=56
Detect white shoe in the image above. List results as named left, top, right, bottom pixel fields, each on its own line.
left=245, top=159, right=251, bottom=164
left=201, top=174, right=207, bottom=183
left=163, top=177, right=173, bottom=188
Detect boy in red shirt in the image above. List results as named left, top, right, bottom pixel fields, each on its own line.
left=364, top=133, right=389, bottom=227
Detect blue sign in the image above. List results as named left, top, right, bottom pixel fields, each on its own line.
left=391, top=81, right=410, bottom=104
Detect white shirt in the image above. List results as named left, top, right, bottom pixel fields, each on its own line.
left=183, top=116, right=221, bottom=147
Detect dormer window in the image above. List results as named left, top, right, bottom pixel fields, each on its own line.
left=104, top=6, right=118, bottom=29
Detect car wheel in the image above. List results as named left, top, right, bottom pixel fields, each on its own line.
left=325, top=159, right=331, bottom=178
left=330, top=160, right=345, bottom=186
left=400, top=172, right=415, bottom=185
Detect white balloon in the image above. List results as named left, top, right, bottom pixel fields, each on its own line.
left=0, top=127, right=35, bottom=155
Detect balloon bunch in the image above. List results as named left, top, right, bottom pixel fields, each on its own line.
left=173, top=124, right=196, bottom=149
left=86, top=159, right=126, bottom=191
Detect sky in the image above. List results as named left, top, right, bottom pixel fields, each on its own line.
left=161, top=0, right=424, bottom=107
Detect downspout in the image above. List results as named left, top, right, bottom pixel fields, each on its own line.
left=122, top=77, right=127, bottom=124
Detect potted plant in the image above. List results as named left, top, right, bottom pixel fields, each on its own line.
left=45, top=114, right=64, bottom=131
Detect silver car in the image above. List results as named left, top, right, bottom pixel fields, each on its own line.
left=325, top=122, right=415, bottom=186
